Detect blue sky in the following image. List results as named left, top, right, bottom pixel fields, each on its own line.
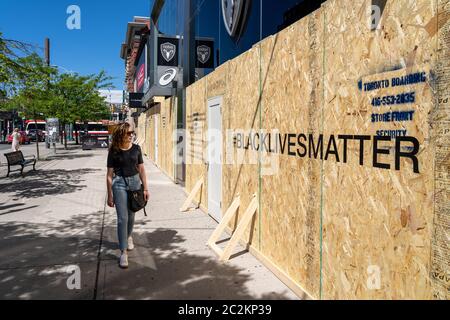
left=0, top=0, right=150, bottom=89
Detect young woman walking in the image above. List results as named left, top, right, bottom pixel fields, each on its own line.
left=106, top=122, right=149, bottom=269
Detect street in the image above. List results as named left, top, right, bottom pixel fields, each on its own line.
left=0, top=142, right=57, bottom=162
left=0, top=144, right=9, bottom=151
left=0, top=144, right=299, bottom=300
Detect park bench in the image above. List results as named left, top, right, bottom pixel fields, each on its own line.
left=3, top=151, right=37, bottom=177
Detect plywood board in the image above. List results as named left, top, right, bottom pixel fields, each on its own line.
left=222, top=47, right=261, bottom=248
left=430, top=0, right=450, bottom=300
left=207, top=195, right=240, bottom=248
left=322, top=0, right=438, bottom=299
left=186, top=79, right=208, bottom=208
left=158, top=97, right=175, bottom=179
left=180, top=176, right=203, bottom=212
left=183, top=0, right=447, bottom=300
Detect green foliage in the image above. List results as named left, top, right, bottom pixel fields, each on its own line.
left=0, top=32, right=38, bottom=102
left=4, top=53, right=57, bottom=119
left=49, top=72, right=112, bottom=124
left=1, top=32, right=114, bottom=124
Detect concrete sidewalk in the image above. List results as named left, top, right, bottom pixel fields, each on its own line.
left=0, top=144, right=300, bottom=300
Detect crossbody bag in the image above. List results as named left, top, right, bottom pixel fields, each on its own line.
left=121, top=169, right=148, bottom=216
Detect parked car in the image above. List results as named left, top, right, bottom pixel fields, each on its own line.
left=7, top=131, right=31, bottom=145
left=27, top=129, right=45, bottom=142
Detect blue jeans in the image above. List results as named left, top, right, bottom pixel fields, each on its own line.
left=112, top=174, right=142, bottom=251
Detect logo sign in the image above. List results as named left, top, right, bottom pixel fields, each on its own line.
left=136, top=64, right=145, bottom=91
left=161, top=42, right=176, bottom=63
left=221, top=0, right=250, bottom=38
left=197, top=45, right=211, bottom=64
left=159, top=68, right=178, bottom=87
left=158, top=37, right=179, bottom=67
left=195, top=39, right=215, bottom=69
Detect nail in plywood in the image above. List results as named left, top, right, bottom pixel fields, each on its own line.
left=207, top=195, right=241, bottom=251
left=180, top=177, right=203, bottom=212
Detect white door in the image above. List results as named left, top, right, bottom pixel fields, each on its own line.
left=207, top=97, right=223, bottom=222
left=154, top=114, right=159, bottom=165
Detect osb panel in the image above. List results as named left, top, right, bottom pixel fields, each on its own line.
left=206, top=63, right=228, bottom=99
left=321, top=0, right=438, bottom=299
left=147, top=105, right=160, bottom=163
left=139, top=99, right=175, bottom=180
left=148, top=113, right=155, bottom=162
left=136, top=113, right=146, bottom=152
left=259, top=11, right=324, bottom=299
left=430, top=0, right=449, bottom=300
left=158, top=97, right=175, bottom=180
left=183, top=0, right=447, bottom=300
left=221, top=47, right=261, bottom=245
left=186, top=79, right=208, bottom=207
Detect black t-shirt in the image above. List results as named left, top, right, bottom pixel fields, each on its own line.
left=107, top=144, right=144, bottom=177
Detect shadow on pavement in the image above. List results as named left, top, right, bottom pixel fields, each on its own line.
left=0, top=203, right=26, bottom=211
left=0, top=211, right=108, bottom=300
left=0, top=168, right=100, bottom=198
left=0, top=205, right=39, bottom=216
left=44, top=153, right=95, bottom=161
left=0, top=211, right=293, bottom=300
left=99, top=225, right=293, bottom=300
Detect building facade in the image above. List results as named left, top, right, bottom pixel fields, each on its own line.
left=122, top=0, right=449, bottom=299
left=121, top=1, right=327, bottom=183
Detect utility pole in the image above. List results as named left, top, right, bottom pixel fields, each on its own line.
left=45, top=38, right=50, bottom=66
left=45, top=38, right=57, bottom=154
left=37, top=37, right=50, bottom=158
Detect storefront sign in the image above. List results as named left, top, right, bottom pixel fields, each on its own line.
left=135, top=44, right=147, bottom=93
left=136, top=64, right=145, bottom=91
left=144, top=31, right=182, bottom=102
left=196, top=39, right=215, bottom=69
left=159, top=68, right=178, bottom=86
left=129, top=92, right=144, bottom=108
left=158, top=37, right=179, bottom=66
left=222, top=0, right=251, bottom=38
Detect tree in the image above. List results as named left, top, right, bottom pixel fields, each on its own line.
left=5, top=53, right=57, bottom=159
left=48, top=72, right=112, bottom=148
left=0, top=32, right=39, bottom=102
left=2, top=33, right=114, bottom=152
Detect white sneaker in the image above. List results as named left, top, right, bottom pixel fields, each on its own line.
left=119, top=252, right=129, bottom=269
left=127, top=237, right=135, bottom=251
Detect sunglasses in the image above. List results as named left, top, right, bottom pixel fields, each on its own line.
left=126, top=131, right=135, bottom=136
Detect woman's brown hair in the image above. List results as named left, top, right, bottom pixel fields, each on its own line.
left=110, top=122, right=131, bottom=153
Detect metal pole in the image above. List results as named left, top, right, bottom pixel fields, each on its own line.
left=183, top=0, right=196, bottom=87
left=45, top=38, right=51, bottom=151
